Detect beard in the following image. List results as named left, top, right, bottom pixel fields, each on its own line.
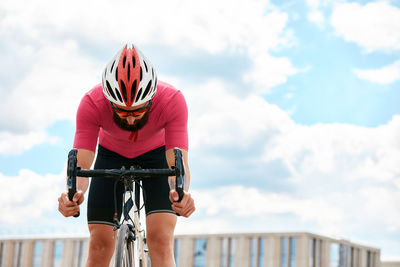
left=112, top=111, right=150, bottom=132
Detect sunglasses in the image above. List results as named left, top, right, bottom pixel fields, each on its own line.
left=110, top=100, right=152, bottom=117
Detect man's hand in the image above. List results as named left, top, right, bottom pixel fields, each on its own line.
left=169, top=190, right=195, bottom=218
left=58, top=191, right=84, bottom=217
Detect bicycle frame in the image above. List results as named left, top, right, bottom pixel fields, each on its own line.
left=117, top=179, right=149, bottom=267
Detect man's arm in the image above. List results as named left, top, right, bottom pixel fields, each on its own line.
left=76, top=148, right=95, bottom=194
left=166, top=148, right=195, bottom=218
left=58, top=149, right=95, bottom=217
left=165, top=148, right=190, bottom=191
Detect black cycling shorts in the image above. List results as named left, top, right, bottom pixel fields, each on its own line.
left=87, top=145, right=176, bottom=226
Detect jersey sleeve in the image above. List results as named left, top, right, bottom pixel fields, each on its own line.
left=163, top=91, right=189, bottom=151
left=73, top=94, right=101, bottom=152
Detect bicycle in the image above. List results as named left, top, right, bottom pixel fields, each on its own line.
left=66, top=148, right=185, bottom=267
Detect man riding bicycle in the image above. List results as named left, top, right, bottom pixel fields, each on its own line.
left=58, top=43, right=196, bottom=267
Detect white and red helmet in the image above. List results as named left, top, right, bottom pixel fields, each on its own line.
left=102, top=44, right=157, bottom=107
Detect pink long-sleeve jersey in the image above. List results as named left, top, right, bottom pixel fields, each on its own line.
left=73, top=81, right=188, bottom=158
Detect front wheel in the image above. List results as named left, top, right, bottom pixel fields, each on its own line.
left=115, top=224, right=134, bottom=267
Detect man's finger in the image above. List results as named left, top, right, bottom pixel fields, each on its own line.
left=59, top=194, right=77, bottom=207
left=169, top=190, right=180, bottom=202
left=73, top=191, right=84, bottom=204
left=172, top=199, right=195, bottom=217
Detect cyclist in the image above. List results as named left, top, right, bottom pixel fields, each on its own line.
left=57, top=43, right=195, bottom=267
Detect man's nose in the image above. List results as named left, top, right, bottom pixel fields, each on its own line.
left=126, top=116, right=135, bottom=125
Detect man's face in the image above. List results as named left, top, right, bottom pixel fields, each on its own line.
left=111, top=101, right=151, bottom=132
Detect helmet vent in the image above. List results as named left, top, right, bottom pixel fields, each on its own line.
left=115, top=67, right=118, bottom=81
left=142, top=80, right=152, bottom=100
left=106, top=81, right=117, bottom=101
left=135, top=88, right=143, bottom=103
left=144, top=61, right=148, bottom=72
left=131, top=80, right=137, bottom=103
left=140, top=67, right=143, bottom=81
left=120, top=80, right=127, bottom=102
left=127, top=63, right=130, bottom=81
left=115, top=88, right=123, bottom=102
left=123, top=56, right=127, bottom=68
left=132, top=56, right=136, bottom=68
left=110, top=60, right=116, bottom=72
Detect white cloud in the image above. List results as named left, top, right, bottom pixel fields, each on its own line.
left=0, top=0, right=289, bottom=55
left=182, top=78, right=400, bottom=191
left=331, top=2, right=400, bottom=52
left=306, top=0, right=326, bottom=27
left=0, top=169, right=65, bottom=223
left=181, top=79, right=295, bottom=151
left=308, top=10, right=325, bottom=27
left=353, top=60, right=400, bottom=84
left=195, top=186, right=344, bottom=222
left=0, top=40, right=101, bottom=153
left=0, top=40, right=101, bottom=131
left=0, top=0, right=299, bottom=90
left=0, top=130, right=59, bottom=155
left=306, top=0, right=320, bottom=10
left=262, top=117, right=400, bottom=188
left=244, top=54, right=306, bottom=91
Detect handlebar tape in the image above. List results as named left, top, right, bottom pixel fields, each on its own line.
left=173, top=148, right=185, bottom=202
left=67, top=149, right=80, bottom=218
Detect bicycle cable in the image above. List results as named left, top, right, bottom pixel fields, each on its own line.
left=112, top=171, right=148, bottom=228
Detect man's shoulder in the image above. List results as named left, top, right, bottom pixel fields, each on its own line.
left=86, top=83, right=104, bottom=99
left=154, top=81, right=187, bottom=116
left=82, top=84, right=107, bottom=104
left=156, top=80, right=178, bottom=94
left=78, top=84, right=108, bottom=113
left=155, top=80, right=183, bottom=101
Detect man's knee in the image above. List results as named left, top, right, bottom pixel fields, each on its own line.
left=146, top=213, right=176, bottom=252
left=88, top=224, right=116, bottom=258
left=147, top=230, right=174, bottom=248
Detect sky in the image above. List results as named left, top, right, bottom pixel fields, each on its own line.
left=0, top=0, right=399, bottom=261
